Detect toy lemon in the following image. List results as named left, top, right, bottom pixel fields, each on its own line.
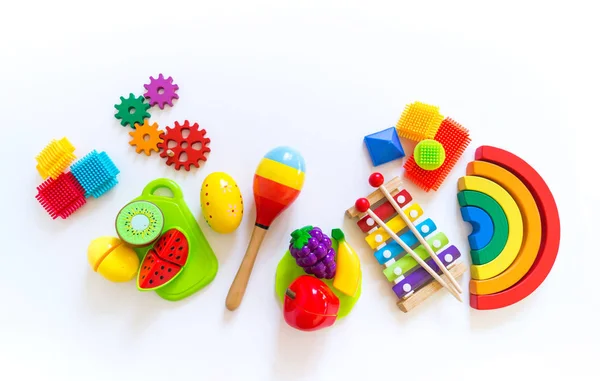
left=200, top=172, right=244, bottom=234
left=88, top=236, right=140, bottom=282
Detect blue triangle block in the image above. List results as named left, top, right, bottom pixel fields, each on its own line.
left=364, top=127, right=405, bottom=166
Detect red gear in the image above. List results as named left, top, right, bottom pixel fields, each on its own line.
left=158, top=120, right=211, bottom=171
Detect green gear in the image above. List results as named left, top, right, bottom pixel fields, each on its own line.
left=114, top=93, right=151, bottom=128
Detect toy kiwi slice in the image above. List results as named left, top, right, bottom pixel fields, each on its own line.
left=115, top=201, right=164, bottom=247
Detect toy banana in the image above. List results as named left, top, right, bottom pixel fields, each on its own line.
left=331, top=229, right=361, bottom=297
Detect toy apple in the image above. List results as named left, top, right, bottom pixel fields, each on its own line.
left=283, top=275, right=340, bottom=331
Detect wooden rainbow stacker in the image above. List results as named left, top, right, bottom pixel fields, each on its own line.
left=346, top=176, right=467, bottom=312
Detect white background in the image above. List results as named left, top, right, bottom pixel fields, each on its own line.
left=1, top=1, right=596, bottom=380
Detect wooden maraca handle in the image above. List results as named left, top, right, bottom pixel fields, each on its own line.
left=225, top=225, right=269, bottom=311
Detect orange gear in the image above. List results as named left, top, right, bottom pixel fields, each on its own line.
left=129, top=120, right=164, bottom=156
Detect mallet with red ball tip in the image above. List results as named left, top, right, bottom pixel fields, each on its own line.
left=368, top=172, right=463, bottom=294
left=354, top=197, right=462, bottom=302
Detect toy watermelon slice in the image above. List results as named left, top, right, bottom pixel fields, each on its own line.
left=137, top=229, right=189, bottom=291
left=153, top=229, right=189, bottom=267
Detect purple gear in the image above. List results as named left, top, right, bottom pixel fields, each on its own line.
left=143, top=74, right=179, bottom=109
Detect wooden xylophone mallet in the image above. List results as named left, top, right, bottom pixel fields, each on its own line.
left=368, top=172, right=462, bottom=294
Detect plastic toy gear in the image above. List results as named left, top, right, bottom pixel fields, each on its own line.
left=143, top=74, right=179, bottom=109
left=129, top=120, right=164, bottom=156
left=114, top=93, right=151, bottom=128
left=158, top=120, right=211, bottom=171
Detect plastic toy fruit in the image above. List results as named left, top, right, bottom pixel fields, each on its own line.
left=138, top=229, right=189, bottom=290
left=125, top=178, right=218, bottom=301
left=276, top=227, right=362, bottom=326
left=289, top=226, right=336, bottom=279
left=284, top=275, right=340, bottom=331
left=116, top=201, right=164, bottom=247
left=200, top=172, right=244, bottom=234
left=276, top=239, right=362, bottom=319
left=88, top=237, right=140, bottom=282
left=331, top=229, right=361, bottom=297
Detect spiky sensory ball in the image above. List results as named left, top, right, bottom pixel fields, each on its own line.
left=70, top=150, right=120, bottom=198
left=129, top=120, right=164, bottom=156
left=36, top=172, right=86, bottom=219
left=414, top=139, right=446, bottom=170
left=158, top=120, right=211, bottom=171
left=36, top=137, right=76, bottom=180
left=404, top=118, right=471, bottom=191
left=143, top=74, right=179, bottom=109
left=114, top=93, right=151, bottom=128
left=396, top=101, right=444, bottom=142
left=289, top=226, right=336, bottom=279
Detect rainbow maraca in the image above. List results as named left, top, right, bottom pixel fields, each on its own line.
left=226, top=146, right=306, bottom=311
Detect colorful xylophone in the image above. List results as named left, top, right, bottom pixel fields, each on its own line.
left=346, top=176, right=467, bottom=312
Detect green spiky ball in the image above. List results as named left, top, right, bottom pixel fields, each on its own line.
left=414, top=139, right=445, bottom=171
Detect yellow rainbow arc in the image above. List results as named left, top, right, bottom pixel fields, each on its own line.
left=458, top=176, right=523, bottom=280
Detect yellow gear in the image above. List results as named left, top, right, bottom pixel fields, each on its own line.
left=129, top=120, right=164, bottom=156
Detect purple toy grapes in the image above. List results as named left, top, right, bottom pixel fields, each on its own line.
left=288, top=225, right=336, bottom=279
